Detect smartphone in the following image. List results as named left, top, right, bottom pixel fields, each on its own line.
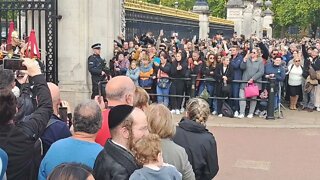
left=58, top=107, right=68, bottom=123
left=4, top=59, right=27, bottom=70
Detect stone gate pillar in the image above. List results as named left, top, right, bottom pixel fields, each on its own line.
left=227, top=0, right=245, bottom=35
left=193, top=0, right=210, bottom=40
left=57, top=0, right=121, bottom=108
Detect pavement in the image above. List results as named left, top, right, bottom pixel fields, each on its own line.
left=172, top=109, right=320, bottom=180
left=173, top=108, right=320, bottom=128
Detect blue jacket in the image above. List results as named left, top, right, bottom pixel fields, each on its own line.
left=230, top=54, right=243, bottom=80
left=126, top=67, right=140, bottom=86
left=264, top=62, right=286, bottom=83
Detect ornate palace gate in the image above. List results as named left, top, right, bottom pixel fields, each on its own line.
left=0, top=0, right=59, bottom=83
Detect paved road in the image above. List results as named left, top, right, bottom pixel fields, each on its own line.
left=172, top=110, right=320, bottom=180
left=210, top=127, right=320, bottom=180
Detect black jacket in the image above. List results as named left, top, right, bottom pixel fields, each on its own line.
left=88, top=54, right=105, bottom=83
left=0, top=75, right=52, bottom=180
left=171, top=60, right=188, bottom=80
left=93, top=140, right=139, bottom=180
left=173, top=118, right=219, bottom=180
left=214, top=64, right=234, bottom=97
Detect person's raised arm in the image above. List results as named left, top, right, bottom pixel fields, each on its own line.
left=19, top=58, right=53, bottom=140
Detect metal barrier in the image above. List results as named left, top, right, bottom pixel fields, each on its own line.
left=99, top=75, right=276, bottom=120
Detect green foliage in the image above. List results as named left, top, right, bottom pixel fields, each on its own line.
left=271, top=0, right=320, bottom=38
left=141, top=0, right=226, bottom=17
left=142, top=0, right=320, bottom=38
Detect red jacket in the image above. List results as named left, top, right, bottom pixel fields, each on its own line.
left=95, top=109, right=111, bottom=146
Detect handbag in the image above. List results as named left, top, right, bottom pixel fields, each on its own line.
left=309, top=66, right=317, bottom=80
left=158, top=78, right=170, bottom=89
left=199, top=86, right=210, bottom=101
left=244, top=83, right=259, bottom=98
left=316, top=71, right=320, bottom=80
left=221, top=81, right=231, bottom=94
left=221, top=101, right=234, bottom=118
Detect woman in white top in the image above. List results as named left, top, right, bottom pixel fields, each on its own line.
left=287, top=56, right=303, bottom=110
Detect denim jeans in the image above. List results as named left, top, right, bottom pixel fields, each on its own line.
left=232, top=82, right=240, bottom=112
left=301, top=79, right=315, bottom=109
left=157, top=85, right=170, bottom=107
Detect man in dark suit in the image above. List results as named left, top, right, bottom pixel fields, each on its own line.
left=88, top=43, right=106, bottom=99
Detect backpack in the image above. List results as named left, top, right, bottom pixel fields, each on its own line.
left=221, top=101, right=234, bottom=118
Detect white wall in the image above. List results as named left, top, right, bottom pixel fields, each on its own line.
left=57, top=0, right=121, bottom=109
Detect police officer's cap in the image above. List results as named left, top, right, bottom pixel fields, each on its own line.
left=91, top=43, right=101, bottom=49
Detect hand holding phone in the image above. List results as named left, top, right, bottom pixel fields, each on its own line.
left=4, top=59, right=27, bottom=70
left=159, top=29, right=164, bottom=37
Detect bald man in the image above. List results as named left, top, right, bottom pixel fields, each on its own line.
left=40, top=83, right=71, bottom=156
left=95, top=76, right=136, bottom=146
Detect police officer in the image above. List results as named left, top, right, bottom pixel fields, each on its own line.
left=88, top=43, right=106, bottom=99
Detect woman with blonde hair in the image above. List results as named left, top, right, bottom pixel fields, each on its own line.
left=133, top=86, right=150, bottom=111
left=145, top=104, right=195, bottom=180
left=173, top=98, right=219, bottom=180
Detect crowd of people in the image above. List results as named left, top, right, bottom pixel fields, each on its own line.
left=89, top=31, right=320, bottom=119
left=0, top=56, right=218, bottom=180
left=0, top=28, right=320, bottom=180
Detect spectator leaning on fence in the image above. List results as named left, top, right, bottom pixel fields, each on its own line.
left=199, top=53, right=217, bottom=114
left=214, top=56, right=234, bottom=117
left=238, top=47, right=265, bottom=119
left=170, top=52, right=188, bottom=115
left=264, top=54, right=286, bottom=110
left=230, top=45, right=244, bottom=117
left=155, top=52, right=171, bottom=107
left=287, top=56, right=304, bottom=110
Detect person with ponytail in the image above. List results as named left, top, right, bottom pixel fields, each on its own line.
left=173, top=98, right=219, bottom=180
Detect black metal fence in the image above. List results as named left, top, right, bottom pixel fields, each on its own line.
left=0, top=0, right=59, bottom=83
left=100, top=75, right=277, bottom=120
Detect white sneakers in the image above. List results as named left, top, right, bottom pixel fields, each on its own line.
left=212, top=111, right=217, bottom=115
left=180, top=108, right=185, bottom=113
left=317, top=107, right=320, bottom=112
left=172, top=109, right=181, bottom=115
left=247, top=114, right=254, bottom=118
left=234, top=111, right=239, bottom=118
left=237, top=114, right=245, bottom=119
left=218, top=114, right=223, bottom=117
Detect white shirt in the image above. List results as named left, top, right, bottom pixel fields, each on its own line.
left=288, top=64, right=303, bottom=86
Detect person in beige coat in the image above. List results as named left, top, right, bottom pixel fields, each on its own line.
left=145, top=104, right=195, bottom=180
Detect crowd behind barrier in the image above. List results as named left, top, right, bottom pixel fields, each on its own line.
left=89, top=31, right=320, bottom=119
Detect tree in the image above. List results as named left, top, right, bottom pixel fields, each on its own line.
left=271, top=0, right=320, bottom=38
left=141, top=0, right=226, bottom=17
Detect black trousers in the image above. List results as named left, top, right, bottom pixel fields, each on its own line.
left=170, top=80, right=185, bottom=109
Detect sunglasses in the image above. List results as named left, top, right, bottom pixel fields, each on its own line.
left=251, top=52, right=257, bottom=54
left=295, top=60, right=300, bottom=62
left=272, top=53, right=277, bottom=55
